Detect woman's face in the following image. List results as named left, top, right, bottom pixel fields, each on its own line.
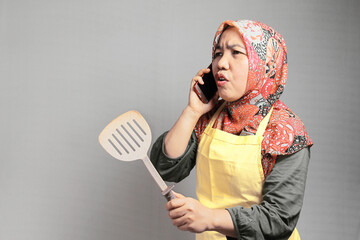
left=212, top=27, right=249, bottom=102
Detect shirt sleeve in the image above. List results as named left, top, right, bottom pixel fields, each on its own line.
left=149, top=131, right=198, bottom=183
left=226, top=147, right=311, bottom=240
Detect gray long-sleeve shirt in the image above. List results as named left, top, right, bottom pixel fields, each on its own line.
left=150, top=131, right=310, bottom=240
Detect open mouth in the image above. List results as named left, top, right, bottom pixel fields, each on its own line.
left=216, top=73, right=228, bottom=87
left=216, top=73, right=228, bottom=81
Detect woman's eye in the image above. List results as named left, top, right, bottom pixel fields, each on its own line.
left=214, top=52, right=222, bottom=57
left=234, top=50, right=245, bottom=55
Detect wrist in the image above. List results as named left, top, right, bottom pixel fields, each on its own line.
left=184, top=105, right=203, bottom=120
left=208, top=209, right=222, bottom=231
left=207, top=208, right=218, bottom=231
left=208, top=209, right=236, bottom=237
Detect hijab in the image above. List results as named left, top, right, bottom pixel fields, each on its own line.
left=195, top=20, right=313, bottom=176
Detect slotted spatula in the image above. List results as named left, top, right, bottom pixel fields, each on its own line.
left=98, top=110, right=175, bottom=201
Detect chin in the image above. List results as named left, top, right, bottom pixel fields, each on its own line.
left=219, top=89, right=242, bottom=102
left=221, top=96, right=242, bottom=103
left=219, top=91, right=244, bottom=102
left=220, top=94, right=236, bottom=102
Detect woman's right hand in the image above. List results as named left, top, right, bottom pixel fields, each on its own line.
left=188, top=68, right=219, bottom=118
left=163, top=68, right=219, bottom=158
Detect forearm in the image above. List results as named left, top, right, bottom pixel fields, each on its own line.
left=164, top=106, right=201, bottom=158
left=150, top=131, right=198, bottom=183
left=165, top=67, right=219, bottom=158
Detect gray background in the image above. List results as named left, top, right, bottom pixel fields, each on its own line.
left=1, top=0, right=359, bottom=239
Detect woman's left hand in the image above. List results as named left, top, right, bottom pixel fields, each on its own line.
left=165, top=192, right=214, bottom=233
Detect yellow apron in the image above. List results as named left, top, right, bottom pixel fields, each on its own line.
left=196, top=102, right=300, bottom=240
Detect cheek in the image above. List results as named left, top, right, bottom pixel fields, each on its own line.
left=235, top=60, right=249, bottom=90
left=211, top=59, right=219, bottom=72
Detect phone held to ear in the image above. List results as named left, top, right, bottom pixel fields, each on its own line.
left=193, top=65, right=218, bottom=103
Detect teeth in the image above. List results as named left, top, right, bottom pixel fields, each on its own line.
left=219, top=78, right=225, bottom=81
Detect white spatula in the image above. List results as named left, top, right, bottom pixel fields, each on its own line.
left=98, top=110, right=175, bottom=201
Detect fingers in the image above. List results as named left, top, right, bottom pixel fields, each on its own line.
left=165, top=195, right=210, bottom=234
left=191, top=68, right=211, bottom=87
left=166, top=197, right=195, bottom=220
left=171, top=213, right=191, bottom=230
left=168, top=205, right=202, bottom=233
left=167, top=205, right=192, bottom=231
left=165, top=193, right=190, bottom=219
left=165, top=197, right=186, bottom=211
left=168, top=205, right=187, bottom=219
left=196, top=68, right=211, bottom=77
left=173, top=192, right=185, bottom=198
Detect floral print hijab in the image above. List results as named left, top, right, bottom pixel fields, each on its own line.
left=195, top=20, right=313, bottom=176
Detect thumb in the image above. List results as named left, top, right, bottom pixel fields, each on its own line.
left=173, top=191, right=185, bottom=198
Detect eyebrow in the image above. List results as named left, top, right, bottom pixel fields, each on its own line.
left=215, top=43, right=246, bottom=50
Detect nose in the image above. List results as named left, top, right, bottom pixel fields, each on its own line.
left=216, top=53, right=229, bottom=70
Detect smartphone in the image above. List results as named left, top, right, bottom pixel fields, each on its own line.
left=193, top=65, right=217, bottom=103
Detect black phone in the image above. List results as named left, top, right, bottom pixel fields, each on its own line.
left=193, top=65, right=217, bottom=103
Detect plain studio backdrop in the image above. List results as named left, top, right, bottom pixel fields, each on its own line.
left=1, top=0, right=359, bottom=239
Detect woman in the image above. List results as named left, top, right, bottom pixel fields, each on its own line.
left=150, top=20, right=313, bottom=240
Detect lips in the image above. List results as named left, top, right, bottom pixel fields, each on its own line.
left=216, top=73, right=228, bottom=87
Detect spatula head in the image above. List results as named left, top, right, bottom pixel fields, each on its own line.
left=99, top=110, right=152, bottom=162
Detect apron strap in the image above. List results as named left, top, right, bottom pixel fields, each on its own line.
left=255, top=108, right=274, bottom=137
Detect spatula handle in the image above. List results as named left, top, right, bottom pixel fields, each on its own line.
left=142, top=156, right=176, bottom=201
left=142, top=156, right=173, bottom=193
left=162, top=185, right=175, bottom=201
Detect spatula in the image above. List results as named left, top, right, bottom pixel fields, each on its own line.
left=98, top=110, right=175, bottom=201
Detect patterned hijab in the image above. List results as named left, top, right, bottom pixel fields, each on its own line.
left=195, top=20, right=313, bottom=176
